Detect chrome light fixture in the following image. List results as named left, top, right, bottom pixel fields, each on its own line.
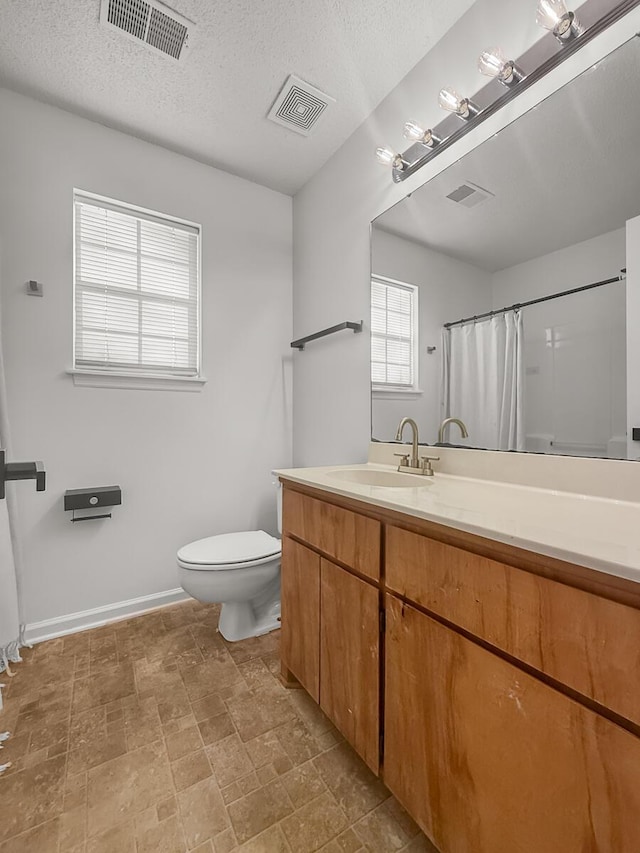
left=375, top=0, right=617, bottom=183
left=375, top=147, right=407, bottom=171
left=536, top=0, right=583, bottom=43
left=402, top=121, right=441, bottom=148
left=478, top=47, right=525, bottom=86
left=438, top=87, right=480, bottom=120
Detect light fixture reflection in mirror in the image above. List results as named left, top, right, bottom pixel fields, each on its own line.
left=370, top=37, right=639, bottom=462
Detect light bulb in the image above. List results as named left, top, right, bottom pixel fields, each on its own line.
left=402, top=121, right=440, bottom=148
left=438, top=88, right=479, bottom=121
left=438, top=87, right=462, bottom=113
left=375, top=147, right=404, bottom=170
left=536, top=0, right=568, bottom=28
left=536, top=0, right=582, bottom=41
left=477, top=48, right=524, bottom=86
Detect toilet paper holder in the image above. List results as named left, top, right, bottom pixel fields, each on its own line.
left=64, top=485, right=122, bottom=522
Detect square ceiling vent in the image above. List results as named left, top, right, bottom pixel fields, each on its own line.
left=267, top=75, right=335, bottom=136
left=100, top=0, right=195, bottom=61
left=446, top=182, right=495, bottom=208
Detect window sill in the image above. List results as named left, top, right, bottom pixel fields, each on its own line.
left=67, top=369, right=207, bottom=392
left=372, top=387, right=423, bottom=400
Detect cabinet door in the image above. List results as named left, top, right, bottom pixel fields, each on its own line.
left=320, top=559, right=379, bottom=772
left=384, top=594, right=640, bottom=853
left=281, top=536, right=320, bottom=701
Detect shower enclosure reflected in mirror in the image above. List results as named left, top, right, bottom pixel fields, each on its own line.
left=371, top=36, right=640, bottom=460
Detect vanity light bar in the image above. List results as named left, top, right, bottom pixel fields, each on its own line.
left=375, top=0, right=636, bottom=183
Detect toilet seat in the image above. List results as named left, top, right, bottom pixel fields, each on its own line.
left=177, top=530, right=281, bottom=571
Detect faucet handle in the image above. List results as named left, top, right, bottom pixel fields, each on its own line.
left=393, top=453, right=410, bottom=468
left=420, top=455, right=440, bottom=476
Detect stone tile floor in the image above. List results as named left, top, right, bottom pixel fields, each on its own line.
left=0, top=599, right=435, bottom=852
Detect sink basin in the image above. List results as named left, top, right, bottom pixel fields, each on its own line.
left=325, top=467, right=432, bottom=488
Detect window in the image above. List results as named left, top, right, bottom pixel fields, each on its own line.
left=73, top=191, right=201, bottom=384
left=371, top=276, right=418, bottom=390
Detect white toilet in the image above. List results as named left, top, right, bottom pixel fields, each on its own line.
left=177, top=487, right=282, bottom=642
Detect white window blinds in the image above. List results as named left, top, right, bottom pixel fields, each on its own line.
left=74, top=193, right=201, bottom=376
left=371, top=277, right=417, bottom=387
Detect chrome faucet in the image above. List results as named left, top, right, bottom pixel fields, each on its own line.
left=394, top=418, right=439, bottom=476
left=395, top=417, right=420, bottom=467
left=438, top=417, right=469, bottom=444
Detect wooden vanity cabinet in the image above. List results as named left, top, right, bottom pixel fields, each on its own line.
left=279, top=481, right=640, bottom=853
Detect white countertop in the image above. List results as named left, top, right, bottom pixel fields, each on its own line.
left=274, top=462, right=640, bottom=584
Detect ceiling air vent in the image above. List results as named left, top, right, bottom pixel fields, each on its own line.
left=267, top=75, right=335, bottom=136
left=100, top=0, right=194, bottom=61
left=446, top=182, right=495, bottom=208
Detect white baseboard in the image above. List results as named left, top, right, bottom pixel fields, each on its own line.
left=24, top=588, right=190, bottom=645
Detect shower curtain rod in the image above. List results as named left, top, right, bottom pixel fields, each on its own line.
left=443, top=270, right=626, bottom=330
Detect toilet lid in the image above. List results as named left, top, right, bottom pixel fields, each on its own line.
left=177, top=530, right=281, bottom=567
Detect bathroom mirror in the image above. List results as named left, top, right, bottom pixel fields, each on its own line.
left=371, top=36, right=639, bottom=460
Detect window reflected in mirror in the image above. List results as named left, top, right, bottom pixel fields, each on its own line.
left=371, top=276, right=419, bottom=391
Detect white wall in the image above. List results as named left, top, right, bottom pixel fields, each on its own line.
left=492, top=228, right=627, bottom=457
left=292, top=0, right=640, bottom=469
left=0, top=89, right=292, bottom=627
left=371, top=228, right=491, bottom=443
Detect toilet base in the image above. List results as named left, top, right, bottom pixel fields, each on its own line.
left=178, top=549, right=281, bottom=643
left=218, top=598, right=281, bottom=642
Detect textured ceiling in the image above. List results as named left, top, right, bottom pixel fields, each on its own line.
left=0, top=0, right=477, bottom=195
left=374, top=36, right=640, bottom=272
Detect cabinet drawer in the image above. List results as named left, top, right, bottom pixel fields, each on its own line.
left=283, top=488, right=380, bottom=581
left=384, top=595, right=640, bottom=853
left=386, top=524, right=640, bottom=726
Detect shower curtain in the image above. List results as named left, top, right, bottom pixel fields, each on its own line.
left=0, top=260, right=23, bottom=677
left=441, top=310, right=525, bottom=452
